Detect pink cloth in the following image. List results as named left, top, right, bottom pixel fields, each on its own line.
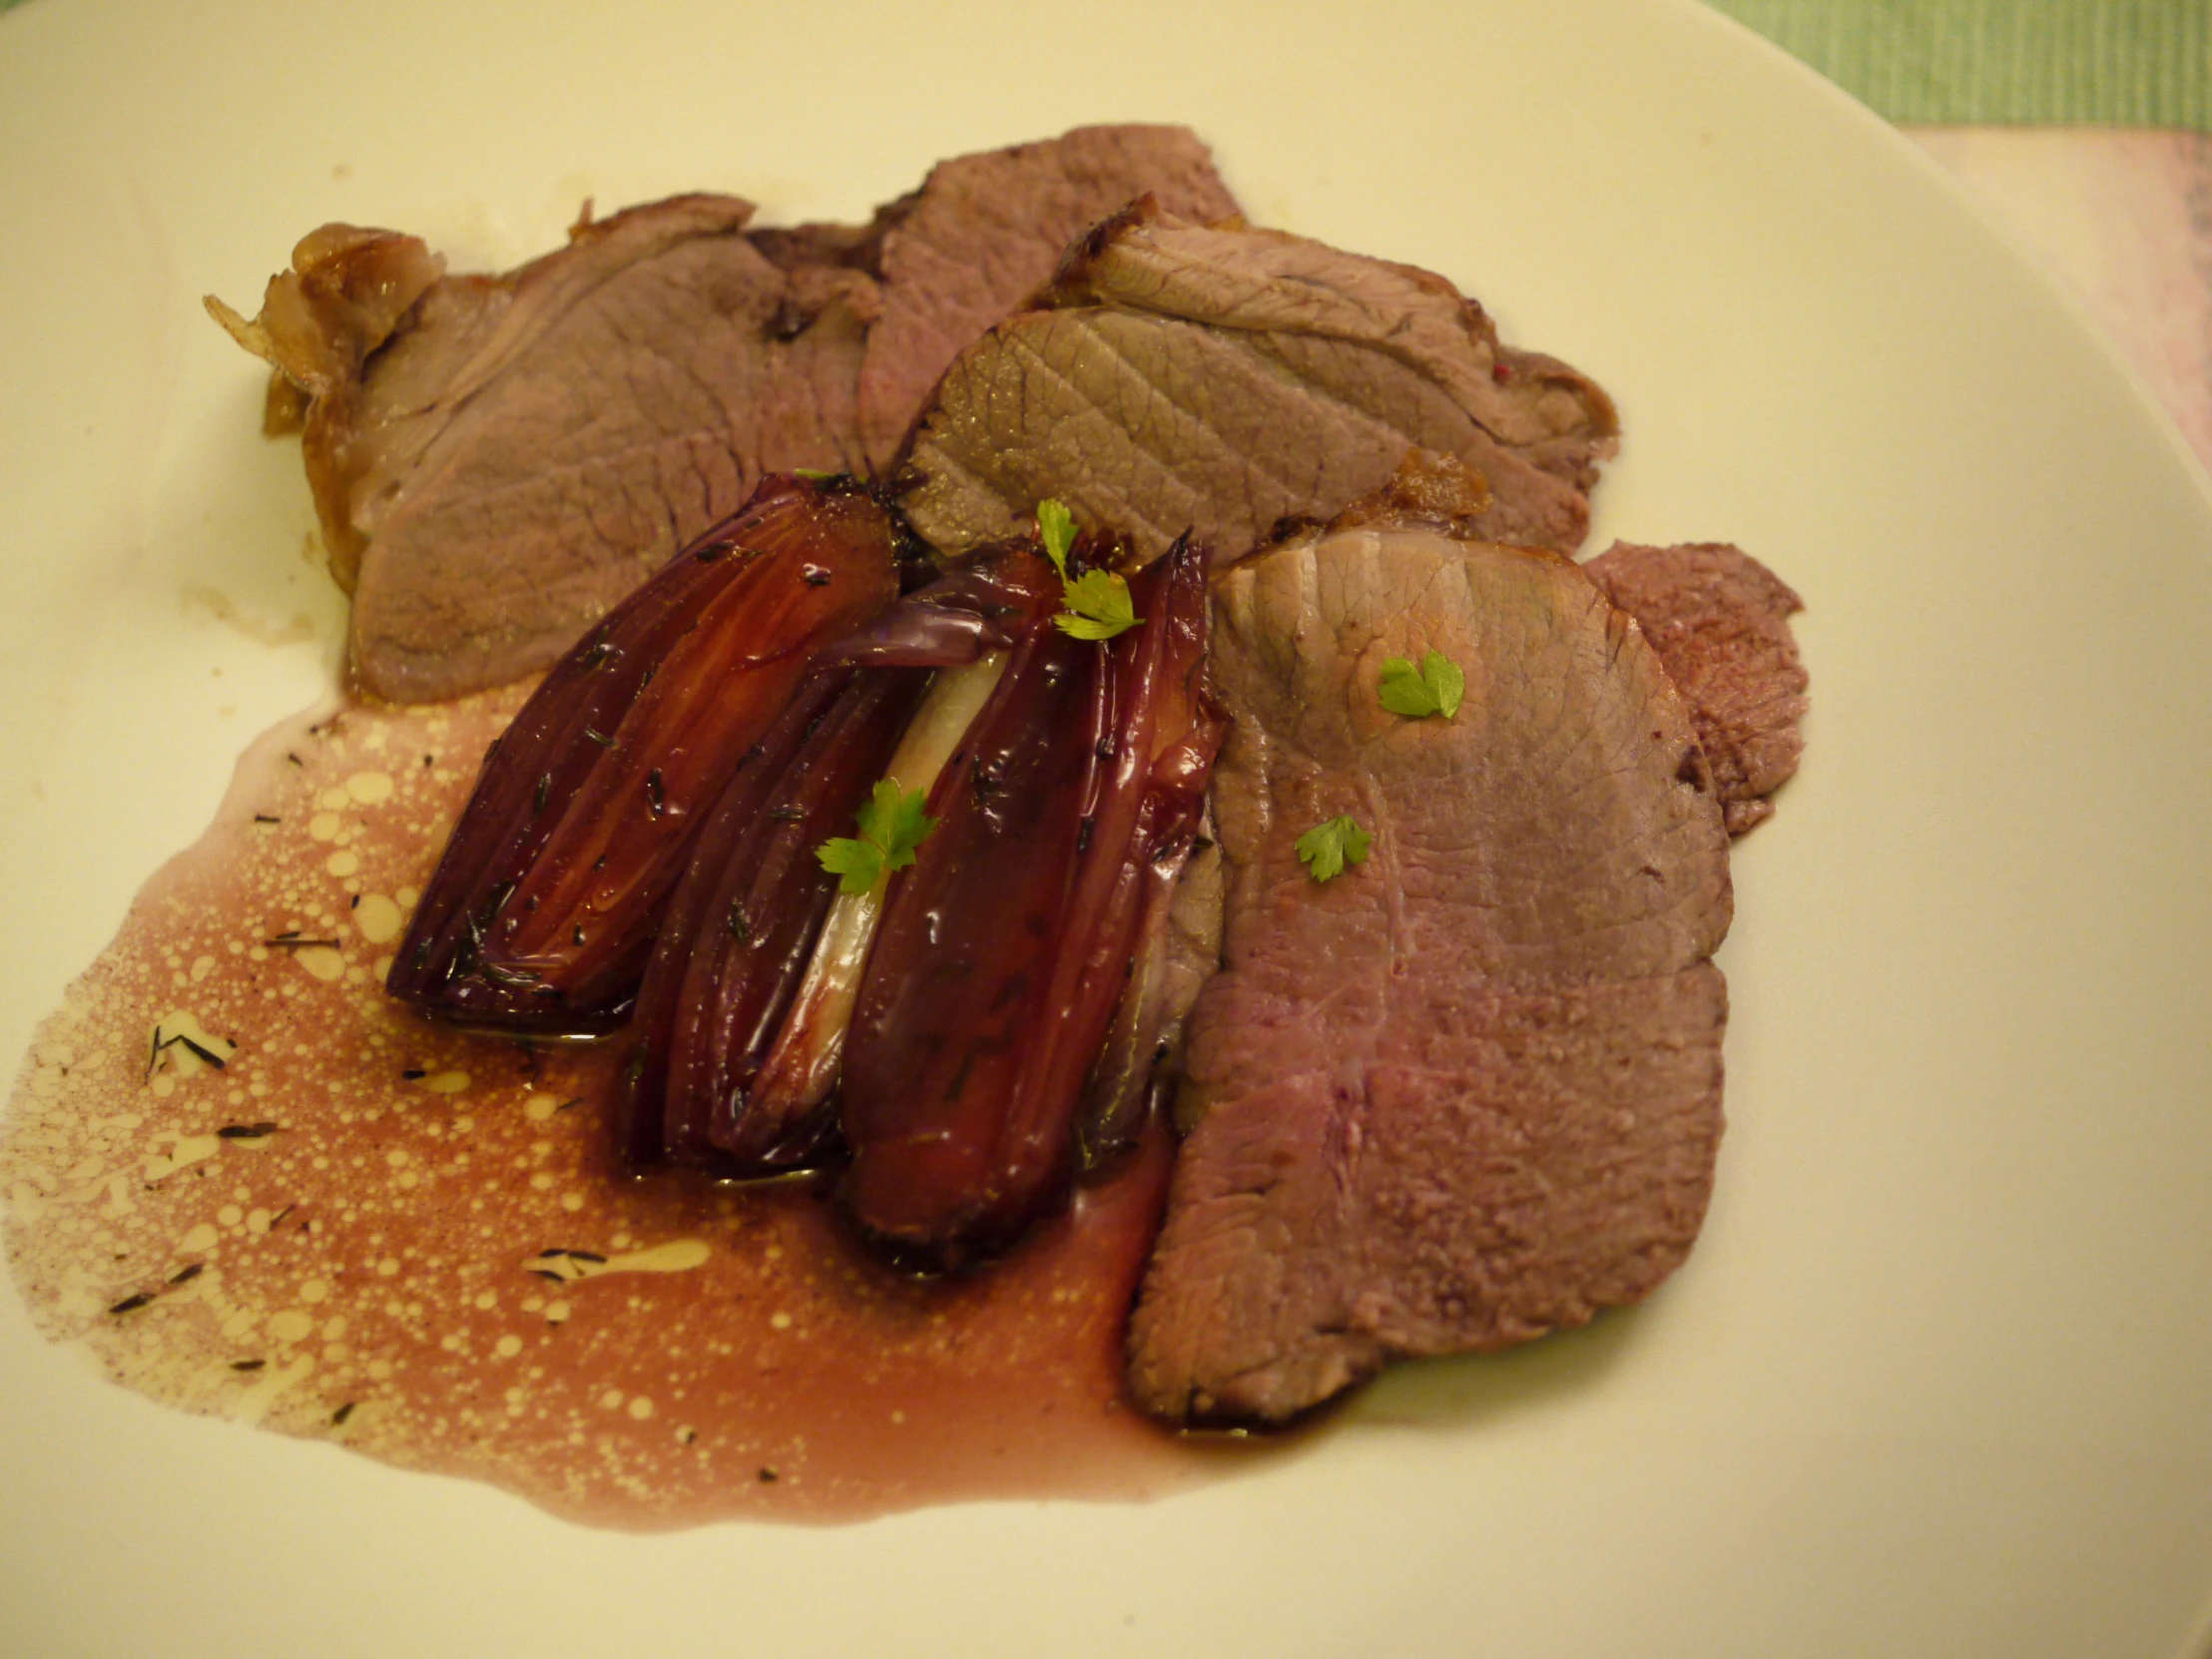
left=1908, top=128, right=2212, bottom=478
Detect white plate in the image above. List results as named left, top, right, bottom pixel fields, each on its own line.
left=5, top=1, right=2212, bottom=1654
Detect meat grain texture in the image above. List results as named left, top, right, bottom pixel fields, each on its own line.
left=1127, top=511, right=1735, bottom=1424
left=213, top=127, right=1241, bottom=702
left=897, top=200, right=1617, bottom=566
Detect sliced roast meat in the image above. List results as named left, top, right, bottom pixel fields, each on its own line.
left=326, top=196, right=875, bottom=702
left=213, top=127, right=1240, bottom=703
left=848, top=125, right=1242, bottom=471
left=212, top=196, right=868, bottom=700
left=1583, top=540, right=1810, bottom=834
left=897, top=199, right=1618, bottom=566
left=1125, top=507, right=1732, bottom=1425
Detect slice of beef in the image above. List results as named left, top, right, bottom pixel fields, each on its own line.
left=345, top=197, right=880, bottom=703
left=849, top=125, right=1242, bottom=472
left=214, top=127, right=1240, bottom=704
left=896, top=200, right=1618, bottom=566
left=213, top=194, right=872, bottom=703
left=1583, top=540, right=1810, bottom=834
left=1125, top=505, right=1732, bottom=1425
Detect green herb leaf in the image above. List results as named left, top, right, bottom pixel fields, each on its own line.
left=816, top=780, right=937, bottom=895
left=793, top=467, right=840, bottom=482
left=1036, top=498, right=1078, bottom=581
left=1035, top=497, right=1141, bottom=640
left=1378, top=650, right=1465, bottom=721
left=1056, top=568, right=1141, bottom=641
left=853, top=779, right=934, bottom=873
left=1294, top=815, right=1372, bottom=883
left=814, top=837, right=882, bottom=893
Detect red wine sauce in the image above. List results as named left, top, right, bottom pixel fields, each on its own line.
left=1, top=692, right=1243, bottom=1526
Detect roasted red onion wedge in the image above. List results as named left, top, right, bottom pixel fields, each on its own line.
left=1064, top=539, right=1224, bottom=1166
left=386, top=475, right=900, bottom=1033
left=1079, top=816, right=1220, bottom=1166
left=611, top=671, right=843, bottom=1166
left=616, top=553, right=1049, bottom=1173
left=746, top=556, right=1051, bottom=1134
left=622, top=669, right=927, bottom=1173
left=837, top=596, right=1095, bottom=1259
left=747, top=652, right=1009, bottom=1123
left=837, top=537, right=1220, bottom=1263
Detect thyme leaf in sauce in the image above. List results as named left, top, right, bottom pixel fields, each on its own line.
left=146, top=1025, right=232, bottom=1078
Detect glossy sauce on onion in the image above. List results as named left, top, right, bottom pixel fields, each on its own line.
left=0, top=693, right=1237, bottom=1526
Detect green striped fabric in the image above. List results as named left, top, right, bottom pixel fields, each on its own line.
left=1704, top=0, right=2211, bottom=129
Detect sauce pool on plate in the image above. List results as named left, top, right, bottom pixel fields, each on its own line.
left=0, top=691, right=1242, bottom=1525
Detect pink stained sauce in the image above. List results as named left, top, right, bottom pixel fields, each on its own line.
left=1, top=691, right=1248, bottom=1527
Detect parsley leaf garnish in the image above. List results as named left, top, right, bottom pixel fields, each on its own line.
left=816, top=780, right=936, bottom=895
left=1037, top=498, right=1078, bottom=580
left=1378, top=651, right=1465, bottom=720
left=1057, top=569, right=1140, bottom=640
left=1295, top=815, right=1372, bottom=882
left=1035, top=498, right=1140, bottom=641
